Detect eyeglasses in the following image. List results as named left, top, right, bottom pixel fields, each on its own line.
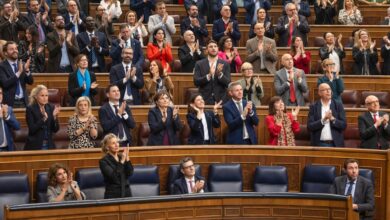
left=183, top=164, right=194, bottom=169
left=366, top=100, right=379, bottom=105
left=326, top=63, right=336, bottom=66
left=242, top=68, right=253, bottom=71
left=320, top=88, right=332, bottom=92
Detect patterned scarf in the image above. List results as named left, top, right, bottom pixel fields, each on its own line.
left=275, top=113, right=296, bottom=146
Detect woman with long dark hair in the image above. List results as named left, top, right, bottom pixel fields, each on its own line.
left=144, top=60, right=174, bottom=104
left=217, top=36, right=242, bottom=73
left=290, top=36, right=311, bottom=74
left=18, top=25, right=45, bottom=73
left=146, top=28, right=173, bottom=72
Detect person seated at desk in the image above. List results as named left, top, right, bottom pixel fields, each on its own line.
left=172, top=157, right=208, bottom=194
left=47, top=163, right=86, bottom=202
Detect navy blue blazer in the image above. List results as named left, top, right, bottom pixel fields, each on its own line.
left=0, top=106, right=20, bottom=151
left=212, top=18, right=241, bottom=47
left=244, top=0, right=272, bottom=24
left=67, top=70, right=98, bottom=106
left=130, top=0, right=156, bottom=23
left=223, top=99, right=259, bottom=144
left=22, top=12, right=53, bottom=36
left=109, top=63, right=144, bottom=105
left=77, top=31, right=109, bottom=72
left=98, top=102, right=136, bottom=145
left=25, top=103, right=60, bottom=150
left=172, top=175, right=208, bottom=194
left=307, top=99, right=347, bottom=147
left=109, top=38, right=144, bottom=68
left=180, top=16, right=208, bottom=47
left=186, top=111, right=220, bottom=145
left=213, top=0, right=238, bottom=20
left=147, top=106, right=182, bottom=146
left=275, top=15, right=310, bottom=47
left=63, top=12, right=86, bottom=33
left=0, top=60, right=34, bottom=107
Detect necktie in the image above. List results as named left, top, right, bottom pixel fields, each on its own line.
left=345, top=181, right=354, bottom=196
left=125, top=65, right=132, bottom=96
left=287, top=18, right=294, bottom=46
left=37, top=23, right=45, bottom=43
left=71, top=16, right=76, bottom=33
left=236, top=101, right=249, bottom=139
left=12, top=63, right=21, bottom=96
left=373, top=113, right=377, bottom=123
left=189, top=180, right=193, bottom=193
left=89, top=34, right=97, bottom=64
left=289, top=71, right=296, bottom=103
left=0, top=117, right=4, bottom=145
left=114, top=105, right=125, bottom=139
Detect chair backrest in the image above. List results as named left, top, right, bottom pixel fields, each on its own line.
left=344, top=125, right=360, bottom=148
left=208, top=164, right=243, bottom=192
left=341, top=168, right=374, bottom=188
left=48, top=89, right=61, bottom=106
left=167, top=164, right=202, bottom=195
left=361, top=91, right=390, bottom=108
left=294, top=124, right=311, bottom=146
left=0, top=173, right=30, bottom=219
left=75, top=168, right=105, bottom=200
left=341, top=90, right=360, bottom=108
left=138, top=122, right=150, bottom=146
left=36, top=172, right=48, bottom=203
left=128, top=165, right=160, bottom=197
left=253, top=166, right=288, bottom=192
left=301, top=165, right=336, bottom=193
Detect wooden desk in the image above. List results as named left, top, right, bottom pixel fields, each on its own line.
left=0, top=146, right=387, bottom=219
left=5, top=193, right=359, bottom=220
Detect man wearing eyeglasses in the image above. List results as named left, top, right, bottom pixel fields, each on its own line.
left=172, top=157, right=208, bottom=194
left=358, top=95, right=390, bottom=150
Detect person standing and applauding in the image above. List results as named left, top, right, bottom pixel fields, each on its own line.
left=0, top=86, right=20, bottom=151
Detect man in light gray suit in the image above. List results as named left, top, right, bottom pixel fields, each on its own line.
left=147, top=1, right=176, bottom=45
left=274, top=53, right=307, bottom=106
left=245, top=23, right=277, bottom=74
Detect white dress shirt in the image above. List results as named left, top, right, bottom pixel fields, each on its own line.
left=320, top=100, right=333, bottom=141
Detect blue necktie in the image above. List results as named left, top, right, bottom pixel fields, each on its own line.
left=0, top=117, right=4, bottom=145
left=125, top=66, right=132, bottom=96
left=90, top=34, right=97, bottom=64
left=345, top=181, right=354, bottom=196
left=12, top=63, right=21, bottom=96
left=71, top=16, right=75, bottom=33
left=114, top=105, right=125, bottom=139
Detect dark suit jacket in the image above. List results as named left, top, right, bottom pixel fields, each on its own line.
left=25, top=103, right=60, bottom=150
left=184, top=0, right=207, bottom=18
left=172, top=175, right=208, bottom=194
left=0, top=60, right=34, bottom=107
left=213, top=0, right=238, bottom=20
left=178, top=44, right=205, bottom=73
left=99, top=154, right=134, bottom=199
left=314, top=2, right=336, bottom=24
left=275, top=15, right=310, bottom=47
left=109, top=63, right=144, bottom=105
left=22, top=12, right=53, bottom=36
left=67, top=70, right=98, bottom=106
left=319, top=46, right=346, bottom=74
left=98, top=102, right=136, bottom=145
left=381, top=18, right=390, bottom=25
left=0, top=15, right=27, bottom=42
left=63, top=11, right=86, bottom=33
left=352, top=47, right=379, bottom=75
left=284, top=1, right=310, bottom=18
left=1, top=106, right=20, bottom=151
left=180, top=16, right=208, bottom=47
left=130, top=0, right=156, bottom=23
left=380, top=45, right=390, bottom=75
left=223, top=99, right=259, bottom=144
left=248, top=19, right=275, bottom=39
left=109, top=38, right=144, bottom=68
left=186, top=111, right=220, bottom=145
left=147, top=106, right=182, bottom=146
left=358, top=111, right=390, bottom=149
left=46, top=30, right=80, bottom=72
left=77, top=31, right=109, bottom=72
left=244, top=0, right=272, bottom=24
left=194, top=58, right=231, bottom=105
left=307, top=99, right=347, bottom=147
left=212, top=18, right=241, bottom=47
left=330, top=175, right=375, bottom=219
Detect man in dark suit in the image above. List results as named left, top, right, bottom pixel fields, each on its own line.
left=99, top=85, right=136, bottom=146
left=109, top=48, right=144, bottom=105
left=223, top=81, right=259, bottom=145
left=0, top=86, right=20, bottom=151
left=109, top=24, right=144, bottom=68
left=62, top=0, right=86, bottom=35
left=0, top=41, right=34, bottom=108
left=358, top=95, right=390, bottom=150
left=172, top=157, right=208, bottom=194
left=330, top=159, right=375, bottom=220
left=0, top=2, right=27, bottom=42
left=46, top=15, right=80, bottom=73
left=130, top=0, right=156, bottom=23
left=244, top=0, right=272, bottom=24
left=380, top=7, right=390, bottom=25
left=22, top=0, right=52, bottom=43
left=212, top=5, right=241, bottom=47
left=179, top=30, right=205, bottom=73
left=193, top=40, right=231, bottom=105
left=381, top=33, right=390, bottom=75
left=213, top=0, right=238, bottom=20
left=275, top=3, right=310, bottom=47
left=307, top=83, right=347, bottom=147
left=184, top=0, right=207, bottom=19
left=180, top=4, right=208, bottom=47
left=77, top=16, right=109, bottom=72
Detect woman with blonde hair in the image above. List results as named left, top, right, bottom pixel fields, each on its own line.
left=99, top=133, right=133, bottom=199
left=67, top=97, right=98, bottom=149
left=338, top=0, right=362, bottom=25
left=125, top=10, right=148, bottom=47
left=352, top=29, right=379, bottom=75
left=317, top=58, right=345, bottom=102
left=47, top=163, right=86, bottom=202
left=235, top=62, right=264, bottom=106
left=25, top=85, right=60, bottom=150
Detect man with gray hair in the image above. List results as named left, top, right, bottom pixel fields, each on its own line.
left=179, top=30, right=205, bottom=72
left=358, top=95, right=390, bottom=149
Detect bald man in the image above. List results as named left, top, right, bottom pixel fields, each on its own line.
left=307, top=83, right=347, bottom=147
left=212, top=5, right=241, bottom=46
left=358, top=95, right=390, bottom=149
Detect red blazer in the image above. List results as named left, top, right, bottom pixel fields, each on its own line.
left=292, top=51, right=311, bottom=74
left=146, top=42, right=173, bottom=72
left=265, top=113, right=300, bottom=146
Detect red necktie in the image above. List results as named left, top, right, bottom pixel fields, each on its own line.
left=287, top=19, right=294, bottom=46
left=373, top=113, right=377, bottom=123
left=289, top=70, right=296, bottom=103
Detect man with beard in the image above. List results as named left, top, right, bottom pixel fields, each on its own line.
left=193, top=40, right=231, bottom=105
left=94, top=4, right=114, bottom=45
left=147, top=1, right=176, bottom=45
left=22, top=0, right=52, bottom=43
left=0, top=1, right=27, bottom=42
left=77, top=16, right=109, bottom=72
left=180, top=4, right=208, bottom=47
left=46, top=15, right=80, bottom=73
left=0, top=41, right=33, bottom=108
left=179, top=30, right=205, bottom=72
